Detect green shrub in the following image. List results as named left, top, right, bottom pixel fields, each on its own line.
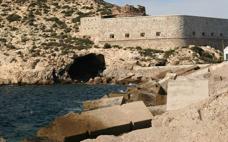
left=103, top=43, right=112, bottom=49
left=140, top=48, right=164, bottom=57
left=136, top=46, right=142, bottom=50
left=61, top=9, right=74, bottom=17
left=46, top=17, right=67, bottom=29
left=113, top=45, right=122, bottom=49
left=72, top=17, right=80, bottom=23
left=6, top=14, right=22, bottom=22
left=164, top=49, right=175, bottom=58
left=191, top=46, right=204, bottom=56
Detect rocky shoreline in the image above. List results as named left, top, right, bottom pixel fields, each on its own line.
left=17, top=61, right=228, bottom=142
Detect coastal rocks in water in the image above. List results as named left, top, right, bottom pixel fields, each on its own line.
left=83, top=97, right=124, bottom=111
left=127, top=81, right=167, bottom=106
left=37, top=101, right=152, bottom=142
left=104, top=81, right=166, bottom=107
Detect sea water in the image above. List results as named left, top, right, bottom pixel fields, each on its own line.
left=0, top=84, right=126, bottom=142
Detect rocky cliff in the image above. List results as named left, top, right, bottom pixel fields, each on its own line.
left=111, top=5, right=146, bottom=17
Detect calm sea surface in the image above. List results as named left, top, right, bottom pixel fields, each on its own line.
left=0, top=84, right=126, bottom=142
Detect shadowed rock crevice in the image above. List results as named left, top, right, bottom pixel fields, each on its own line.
left=67, top=54, right=106, bottom=82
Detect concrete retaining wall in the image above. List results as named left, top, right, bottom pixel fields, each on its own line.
left=167, top=77, right=208, bottom=110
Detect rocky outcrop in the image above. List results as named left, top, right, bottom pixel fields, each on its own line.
left=0, top=44, right=222, bottom=85
left=111, top=5, right=146, bottom=17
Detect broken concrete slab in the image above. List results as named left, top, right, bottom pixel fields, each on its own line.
left=159, top=73, right=177, bottom=93
left=167, top=77, right=208, bottom=110
left=147, top=105, right=166, bottom=116
left=83, top=97, right=124, bottom=111
left=138, top=81, right=166, bottom=95
left=174, top=65, right=200, bottom=76
left=37, top=101, right=152, bottom=142
left=209, top=62, right=228, bottom=96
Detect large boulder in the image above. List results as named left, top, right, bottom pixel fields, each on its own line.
left=127, top=81, right=167, bottom=106
left=37, top=101, right=152, bottom=142
left=106, top=81, right=167, bottom=106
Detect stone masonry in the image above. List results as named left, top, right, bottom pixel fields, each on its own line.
left=79, top=15, right=228, bottom=51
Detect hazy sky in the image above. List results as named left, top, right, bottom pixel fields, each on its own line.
left=106, top=0, right=228, bottom=18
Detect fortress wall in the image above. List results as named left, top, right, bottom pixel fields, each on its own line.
left=79, top=15, right=228, bottom=50
left=184, top=38, right=228, bottom=51
left=99, top=38, right=187, bottom=51
left=80, top=17, right=101, bottom=41
left=99, top=16, right=185, bottom=41
left=182, top=16, right=228, bottom=50
left=183, top=16, right=228, bottom=39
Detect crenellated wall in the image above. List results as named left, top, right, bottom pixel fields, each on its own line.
left=79, top=15, right=228, bottom=51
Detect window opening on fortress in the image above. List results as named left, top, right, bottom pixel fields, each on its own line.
left=110, top=34, right=115, bottom=39
left=211, top=33, right=214, bottom=36
left=220, top=33, right=223, bottom=37
left=192, top=32, right=196, bottom=36
left=125, top=33, right=130, bottom=38
left=140, top=33, right=145, bottom=37
left=156, top=32, right=161, bottom=36
left=202, top=32, right=205, bottom=36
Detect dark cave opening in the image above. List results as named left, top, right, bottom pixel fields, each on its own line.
left=67, top=53, right=106, bottom=82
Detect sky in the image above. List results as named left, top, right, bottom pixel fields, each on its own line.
left=106, top=0, right=228, bottom=18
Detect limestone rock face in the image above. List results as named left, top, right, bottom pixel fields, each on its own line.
left=112, top=5, right=146, bottom=17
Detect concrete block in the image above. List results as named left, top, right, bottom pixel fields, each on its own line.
left=167, top=77, right=208, bottom=110
left=83, top=97, right=124, bottom=111
left=37, top=101, right=152, bottom=142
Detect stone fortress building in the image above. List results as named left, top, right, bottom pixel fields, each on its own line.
left=79, top=6, right=228, bottom=51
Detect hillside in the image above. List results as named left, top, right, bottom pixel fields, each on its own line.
left=0, top=0, right=114, bottom=50
left=0, top=0, right=224, bottom=85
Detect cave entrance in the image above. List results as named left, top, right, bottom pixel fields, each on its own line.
left=68, top=53, right=106, bottom=82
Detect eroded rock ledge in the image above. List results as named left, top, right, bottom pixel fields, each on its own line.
left=0, top=45, right=223, bottom=85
